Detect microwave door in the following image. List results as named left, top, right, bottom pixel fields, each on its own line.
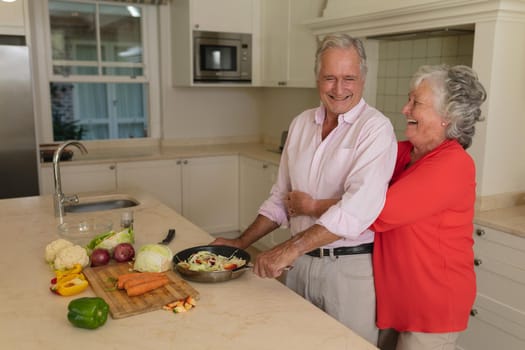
left=194, top=38, right=240, bottom=80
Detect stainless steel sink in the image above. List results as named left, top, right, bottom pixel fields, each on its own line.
left=64, top=197, right=139, bottom=213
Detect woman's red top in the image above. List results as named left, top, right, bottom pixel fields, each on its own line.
left=371, top=139, right=476, bottom=332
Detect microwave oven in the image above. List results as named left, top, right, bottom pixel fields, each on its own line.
left=193, top=31, right=252, bottom=83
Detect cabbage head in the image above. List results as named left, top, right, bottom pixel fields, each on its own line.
left=133, top=244, right=173, bottom=272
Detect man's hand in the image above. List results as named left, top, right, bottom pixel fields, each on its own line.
left=253, top=242, right=299, bottom=278
left=209, top=237, right=244, bottom=248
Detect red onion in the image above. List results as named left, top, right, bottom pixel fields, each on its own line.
left=91, top=248, right=110, bottom=267
left=113, top=243, right=135, bottom=263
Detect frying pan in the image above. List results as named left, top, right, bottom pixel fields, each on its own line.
left=173, top=245, right=251, bottom=283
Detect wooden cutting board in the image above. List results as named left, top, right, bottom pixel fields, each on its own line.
left=83, top=263, right=200, bottom=319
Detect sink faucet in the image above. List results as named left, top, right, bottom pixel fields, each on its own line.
left=53, top=141, right=88, bottom=220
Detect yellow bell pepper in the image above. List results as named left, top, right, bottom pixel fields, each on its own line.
left=50, top=264, right=89, bottom=296
left=55, top=273, right=89, bottom=296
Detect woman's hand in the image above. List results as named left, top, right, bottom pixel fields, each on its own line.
left=285, top=191, right=315, bottom=217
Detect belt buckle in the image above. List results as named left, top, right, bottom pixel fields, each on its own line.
left=319, top=248, right=324, bottom=258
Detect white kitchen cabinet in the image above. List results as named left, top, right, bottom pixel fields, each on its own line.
left=186, top=0, right=254, bottom=34
left=116, top=159, right=182, bottom=213
left=117, top=156, right=239, bottom=234
left=456, top=225, right=525, bottom=350
left=0, top=0, right=25, bottom=35
left=39, top=163, right=117, bottom=195
left=181, top=155, right=239, bottom=234
left=260, top=0, right=323, bottom=88
left=239, top=156, right=290, bottom=251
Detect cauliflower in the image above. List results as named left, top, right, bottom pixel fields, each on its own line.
left=53, top=245, right=90, bottom=270
left=45, top=238, right=74, bottom=263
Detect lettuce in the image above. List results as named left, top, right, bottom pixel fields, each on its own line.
left=133, top=244, right=173, bottom=272
left=86, top=228, right=134, bottom=253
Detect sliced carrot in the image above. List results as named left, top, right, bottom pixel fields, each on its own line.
left=123, top=275, right=169, bottom=290
left=126, top=278, right=169, bottom=297
left=117, top=272, right=165, bottom=289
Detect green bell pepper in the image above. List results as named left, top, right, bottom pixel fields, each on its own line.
left=67, top=297, right=109, bottom=329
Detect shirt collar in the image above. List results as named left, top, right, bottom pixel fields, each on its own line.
left=314, top=98, right=367, bottom=125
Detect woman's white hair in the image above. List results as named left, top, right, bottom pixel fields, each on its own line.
left=411, top=64, right=487, bottom=149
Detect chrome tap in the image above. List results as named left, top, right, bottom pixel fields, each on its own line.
left=53, top=141, right=88, bottom=220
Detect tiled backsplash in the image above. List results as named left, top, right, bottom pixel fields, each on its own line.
left=375, top=34, right=474, bottom=139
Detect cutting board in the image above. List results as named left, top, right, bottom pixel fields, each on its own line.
left=83, top=263, right=200, bottom=319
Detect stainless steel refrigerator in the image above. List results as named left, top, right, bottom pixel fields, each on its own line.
left=0, top=35, right=39, bottom=199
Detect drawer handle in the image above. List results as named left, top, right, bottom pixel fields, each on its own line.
left=470, top=308, right=478, bottom=316
left=475, top=228, right=485, bottom=236
left=262, top=164, right=268, bottom=169
left=109, top=165, right=115, bottom=170
left=474, top=258, right=482, bottom=266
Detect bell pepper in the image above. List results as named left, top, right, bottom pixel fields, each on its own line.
left=50, top=264, right=89, bottom=296
left=67, top=297, right=109, bottom=329
left=52, top=273, right=89, bottom=296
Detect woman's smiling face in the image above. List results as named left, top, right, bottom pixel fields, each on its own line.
left=317, top=47, right=365, bottom=120
left=402, top=79, right=448, bottom=150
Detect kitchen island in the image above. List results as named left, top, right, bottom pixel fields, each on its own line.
left=0, top=191, right=377, bottom=350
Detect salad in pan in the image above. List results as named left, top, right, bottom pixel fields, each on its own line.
left=176, top=250, right=247, bottom=272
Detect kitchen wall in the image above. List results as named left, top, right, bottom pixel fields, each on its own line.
left=376, top=34, right=474, bottom=139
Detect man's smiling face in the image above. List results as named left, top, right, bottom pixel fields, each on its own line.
left=317, top=47, right=365, bottom=119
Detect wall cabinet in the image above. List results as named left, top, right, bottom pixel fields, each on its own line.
left=260, top=0, right=323, bottom=88
left=456, top=225, right=525, bottom=350
left=0, top=0, right=25, bottom=35
left=40, top=155, right=239, bottom=234
left=239, top=156, right=290, bottom=251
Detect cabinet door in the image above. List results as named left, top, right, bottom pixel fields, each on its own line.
left=116, top=160, right=182, bottom=212
left=456, top=226, right=525, bottom=350
left=190, top=0, right=254, bottom=33
left=240, top=157, right=289, bottom=251
left=0, top=0, right=25, bottom=35
left=286, top=0, right=322, bottom=87
left=39, top=163, right=116, bottom=195
left=260, top=0, right=322, bottom=87
left=182, top=155, right=239, bottom=234
left=260, top=0, right=289, bottom=87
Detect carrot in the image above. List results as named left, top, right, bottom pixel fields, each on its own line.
left=123, top=275, right=169, bottom=290
left=126, top=278, right=170, bottom=297
left=117, top=272, right=165, bottom=289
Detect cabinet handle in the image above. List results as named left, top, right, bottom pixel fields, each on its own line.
left=109, top=165, right=115, bottom=170
left=262, top=164, right=268, bottom=169
left=476, top=228, right=485, bottom=236
left=194, top=24, right=200, bottom=29
left=176, top=160, right=181, bottom=165
left=183, top=160, right=188, bottom=165
left=470, top=309, right=478, bottom=317
left=278, top=81, right=287, bottom=86
left=474, top=258, right=482, bottom=266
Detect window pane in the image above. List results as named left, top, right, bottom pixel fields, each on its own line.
left=99, top=5, right=143, bottom=64
left=49, top=0, right=96, bottom=61
left=50, top=82, right=147, bottom=141
left=102, top=67, right=143, bottom=76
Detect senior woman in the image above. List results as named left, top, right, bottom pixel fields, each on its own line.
left=285, top=64, right=486, bottom=350
left=371, top=64, right=486, bottom=350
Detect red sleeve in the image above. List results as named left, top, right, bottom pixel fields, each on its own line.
left=372, top=142, right=475, bottom=232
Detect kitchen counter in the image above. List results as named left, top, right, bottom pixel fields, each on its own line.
left=0, top=190, right=377, bottom=350
left=40, top=142, right=283, bottom=167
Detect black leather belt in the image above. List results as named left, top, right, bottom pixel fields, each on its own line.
left=306, top=243, right=373, bottom=258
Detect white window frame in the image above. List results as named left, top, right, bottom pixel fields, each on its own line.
left=29, top=0, right=160, bottom=144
